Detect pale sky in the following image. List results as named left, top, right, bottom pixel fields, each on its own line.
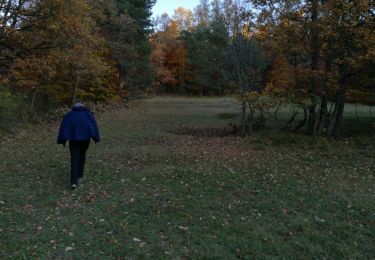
left=152, top=0, right=201, bottom=17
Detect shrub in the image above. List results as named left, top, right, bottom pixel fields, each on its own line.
left=0, top=87, right=25, bottom=137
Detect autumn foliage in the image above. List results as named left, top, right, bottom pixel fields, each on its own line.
left=0, top=0, right=154, bottom=111
left=151, top=0, right=375, bottom=138
left=1, top=0, right=374, bottom=138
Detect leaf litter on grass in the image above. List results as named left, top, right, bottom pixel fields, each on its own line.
left=0, top=97, right=374, bottom=258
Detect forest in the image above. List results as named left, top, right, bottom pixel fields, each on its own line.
left=1, top=0, right=155, bottom=133
left=1, top=0, right=374, bottom=138
left=150, top=0, right=375, bottom=138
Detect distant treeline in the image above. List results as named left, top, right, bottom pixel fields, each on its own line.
left=151, top=0, right=375, bottom=137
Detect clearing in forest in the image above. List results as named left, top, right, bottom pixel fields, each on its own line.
left=0, top=97, right=374, bottom=258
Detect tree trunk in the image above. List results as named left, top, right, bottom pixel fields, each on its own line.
left=71, top=75, right=79, bottom=107
left=308, top=105, right=317, bottom=134
left=331, top=88, right=346, bottom=138
left=295, top=106, right=308, bottom=131
left=30, top=88, right=37, bottom=111
left=327, top=101, right=338, bottom=136
left=284, top=111, right=298, bottom=131
left=307, top=0, right=320, bottom=134
left=314, top=91, right=327, bottom=134
left=316, top=59, right=332, bottom=134
left=241, top=100, right=246, bottom=135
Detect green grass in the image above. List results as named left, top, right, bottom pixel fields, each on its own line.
left=0, top=97, right=374, bottom=258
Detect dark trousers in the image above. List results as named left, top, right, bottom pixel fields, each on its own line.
left=69, top=140, right=90, bottom=185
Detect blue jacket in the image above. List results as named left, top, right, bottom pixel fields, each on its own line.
left=57, top=106, right=100, bottom=145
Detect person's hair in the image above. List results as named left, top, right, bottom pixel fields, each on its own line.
left=73, top=102, right=85, bottom=108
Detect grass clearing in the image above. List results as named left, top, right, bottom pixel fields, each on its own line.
left=0, top=97, right=374, bottom=258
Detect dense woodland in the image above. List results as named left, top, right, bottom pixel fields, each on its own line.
left=1, top=0, right=374, bottom=138
left=0, top=0, right=155, bottom=127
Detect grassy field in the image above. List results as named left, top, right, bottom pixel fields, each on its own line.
left=0, top=97, right=374, bottom=258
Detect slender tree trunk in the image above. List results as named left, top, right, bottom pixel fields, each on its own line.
left=307, top=0, right=319, bottom=134
left=317, top=59, right=332, bottom=134
left=331, top=88, right=346, bottom=138
left=218, top=69, right=222, bottom=96
left=314, top=91, right=327, bottom=134
left=284, top=111, right=299, bottom=131
left=308, top=105, right=317, bottom=133
left=295, top=106, right=308, bottom=131
left=181, top=52, right=185, bottom=91
left=71, top=75, right=79, bottom=107
left=30, top=87, right=37, bottom=111
left=327, top=101, right=338, bottom=136
left=355, top=103, right=359, bottom=123
left=241, top=100, right=246, bottom=135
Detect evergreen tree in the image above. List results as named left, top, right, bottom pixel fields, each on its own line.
left=107, top=0, right=155, bottom=94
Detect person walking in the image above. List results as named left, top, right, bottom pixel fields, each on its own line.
left=57, top=103, right=100, bottom=189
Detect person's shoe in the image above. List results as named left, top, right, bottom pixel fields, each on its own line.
left=71, top=184, right=77, bottom=190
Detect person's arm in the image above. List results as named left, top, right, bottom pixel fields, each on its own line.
left=57, top=115, right=68, bottom=146
left=90, top=113, right=100, bottom=143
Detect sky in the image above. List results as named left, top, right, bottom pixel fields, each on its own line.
left=152, top=0, right=201, bottom=17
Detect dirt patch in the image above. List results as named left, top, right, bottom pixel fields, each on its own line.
left=177, top=135, right=260, bottom=165
left=169, top=126, right=261, bottom=165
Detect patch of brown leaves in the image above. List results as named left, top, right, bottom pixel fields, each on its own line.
left=177, top=135, right=260, bottom=165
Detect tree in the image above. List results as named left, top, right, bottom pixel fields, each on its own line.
left=107, top=0, right=155, bottom=95
left=230, top=32, right=267, bottom=133
left=250, top=0, right=375, bottom=137
left=194, top=0, right=210, bottom=26
left=7, top=0, right=113, bottom=109
left=0, top=0, right=35, bottom=82
left=322, top=0, right=375, bottom=137
left=173, top=7, right=194, bottom=32
left=151, top=19, right=187, bottom=92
